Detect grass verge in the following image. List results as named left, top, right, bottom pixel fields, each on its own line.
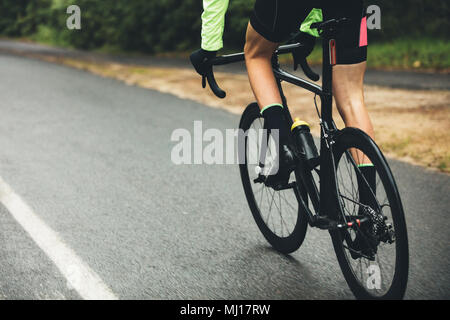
left=279, top=38, right=450, bottom=72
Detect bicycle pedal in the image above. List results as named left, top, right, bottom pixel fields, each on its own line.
left=271, top=182, right=296, bottom=191
left=312, top=216, right=338, bottom=230
left=253, top=174, right=266, bottom=184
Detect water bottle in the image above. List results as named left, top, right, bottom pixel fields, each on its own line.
left=291, top=118, right=319, bottom=166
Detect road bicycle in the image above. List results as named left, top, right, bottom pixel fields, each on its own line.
left=192, top=18, right=409, bottom=299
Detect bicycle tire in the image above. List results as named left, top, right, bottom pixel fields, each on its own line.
left=239, top=103, right=308, bottom=254
left=330, top=128, right=409, bottom=299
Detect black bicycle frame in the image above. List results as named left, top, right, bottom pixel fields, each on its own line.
left=274, top=36, right=342, bottom=220
left=210, top=34, right=343, bottom=221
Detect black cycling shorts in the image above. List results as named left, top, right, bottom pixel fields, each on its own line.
left=249, top=0, right=367, bottom=64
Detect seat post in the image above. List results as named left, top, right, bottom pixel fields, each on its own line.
left=321, top=35, right=334, bottom=127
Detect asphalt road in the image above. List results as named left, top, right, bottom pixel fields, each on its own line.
left=0, top=52, right=449, bottom=299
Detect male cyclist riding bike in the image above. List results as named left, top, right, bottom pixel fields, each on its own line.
left=191, top=0, right=374, bottom=205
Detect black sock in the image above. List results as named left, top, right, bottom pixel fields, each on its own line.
left=357, top=165, right=377, bottom=209
left=261, top=104, right=289, bottom=146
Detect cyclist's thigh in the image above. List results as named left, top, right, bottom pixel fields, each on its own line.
left=250, top=0, right=312, bottom=43
left=321, top=0, right=367, bottom=64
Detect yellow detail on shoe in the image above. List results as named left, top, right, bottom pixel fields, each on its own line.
left=291, top=118, right=310, bottom=131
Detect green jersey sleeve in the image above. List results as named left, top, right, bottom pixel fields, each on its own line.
left=201, top=0, right=229, bottom=51
left=300, top=8, right=323, bottom=38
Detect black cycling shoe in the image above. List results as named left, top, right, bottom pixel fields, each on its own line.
left=264, top=145, right=296, bottom=189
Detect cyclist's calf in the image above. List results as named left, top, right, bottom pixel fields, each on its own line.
left=244, top=22, right=282, bottom=110
left=333, top=62, right=375, bottom=140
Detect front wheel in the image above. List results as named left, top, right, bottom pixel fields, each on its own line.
left=331, top=128, right=409, bottom=299
left=238, top=103, right=308, bottom=254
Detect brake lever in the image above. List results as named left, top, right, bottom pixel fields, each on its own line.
left=205, top=68, right=226, bottom=99
left=202, top=75, right=206, bottom=88
left=290, top=33, right=317, bottom=80
left=293, top=54, right=300, bottom=71
left=299, top=58, right=320, bottom=82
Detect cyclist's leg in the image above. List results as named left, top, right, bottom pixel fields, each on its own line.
left=245, top=0, right=310, bottom=133
left=245, top=0, right=310, bottom=111
left=322, top=0, right=373, bottom=164
left=334, top=63, right=377, bottom=204
left=322, top=0, right=376, bottom=201
left=244, top=23, right=281, bottom=110
left=244, top=1, right=310, bottom=185
left=245, top=25, right=290, bottom=184
left=333, top=62, right=374, bottom=141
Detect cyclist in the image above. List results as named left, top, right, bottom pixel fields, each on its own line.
left=191, top=0, right=375, bottom=205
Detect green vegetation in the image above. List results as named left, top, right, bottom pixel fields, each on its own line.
left=366, top=38, right=450, bottom=70
left=1, top=0, right=449, bottom=70
left=294, top=38, right=450, bottom=70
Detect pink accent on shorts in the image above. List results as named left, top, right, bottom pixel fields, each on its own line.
left=359, top=16, right=368, bottom=47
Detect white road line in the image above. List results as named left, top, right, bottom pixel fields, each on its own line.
left=0, top=176, right=118, bottom=300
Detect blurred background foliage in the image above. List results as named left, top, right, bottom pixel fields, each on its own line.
left=0, top=0, right=448, bottom=68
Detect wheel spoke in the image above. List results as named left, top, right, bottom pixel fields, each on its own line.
left=243, top=115, right=304, bottom=244
left=335, top=144, right=405, bottom=298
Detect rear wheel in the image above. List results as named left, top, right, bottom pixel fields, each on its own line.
left=331, top=128, right=409, bottom=299
left=239, top=103, right=308, bottom=254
